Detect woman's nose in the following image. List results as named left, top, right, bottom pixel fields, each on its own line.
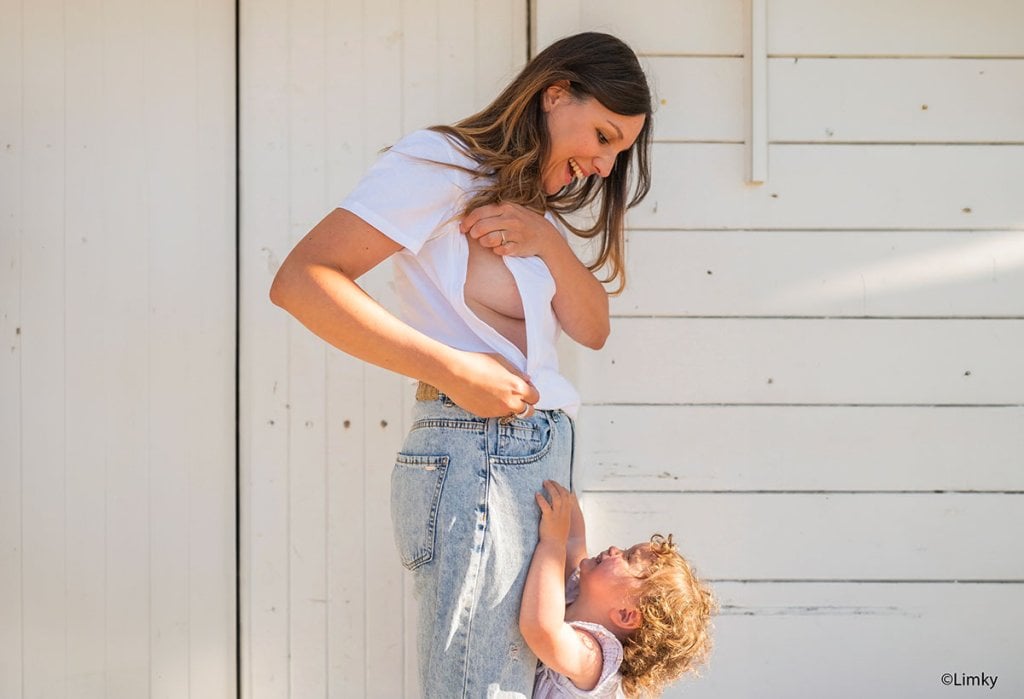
left=593, top=156, right=613, bottom=178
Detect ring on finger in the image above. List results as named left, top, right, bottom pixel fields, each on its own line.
left=515, top=403, right=531, bottom=419
left=499, top=230, right=507, bottom=246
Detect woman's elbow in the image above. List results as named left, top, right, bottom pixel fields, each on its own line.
left=581, top=324, right=610, bottom=350
left=585, top=333, right=608, bottom=351
left=269, top=261, right=300, bottom=310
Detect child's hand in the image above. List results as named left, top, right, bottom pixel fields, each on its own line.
left=535, top=480, right=574, bottom=545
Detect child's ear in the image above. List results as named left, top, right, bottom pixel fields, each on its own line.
left=614, top=606, right=642, bottom=631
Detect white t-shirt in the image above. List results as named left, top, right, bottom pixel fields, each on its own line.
left=340, top=129, right=581, bottom=417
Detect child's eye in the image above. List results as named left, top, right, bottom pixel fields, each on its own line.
left=597, top=130, right=609, bottom=145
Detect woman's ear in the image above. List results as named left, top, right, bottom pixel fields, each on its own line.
left=542, top=81, right=572, bottom=112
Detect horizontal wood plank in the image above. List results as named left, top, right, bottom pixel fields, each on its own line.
left=648, top=57, right=744, bottom=142
left=561, top=0, right=1024, bottom=56
left=770, top=58, right=1024, bottom=143
left=612, top=230, right=1024, bottom=317
left=635, top=144, right=1024, bottom=230
left=576, top=406, right=1024, bottom=491
left=579, top=318, right=1024, bottom=405
left=649, top=57, right=1024, bottom=143
left=581, top=492, right=1024, bottom=580
left=768, top=0, right=1024, bottom=57
left=666, top=582, right=1024, bottom=698
left=539, top=0, right=745, bottom=56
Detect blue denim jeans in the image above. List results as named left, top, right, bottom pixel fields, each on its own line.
left=391, top=394, right=575, bottom=698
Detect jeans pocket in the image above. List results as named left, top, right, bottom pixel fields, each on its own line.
left=390, top=453, right=450, bottom=571
left=494, top=412, right=553, bottom=464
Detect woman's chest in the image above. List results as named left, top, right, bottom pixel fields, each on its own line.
left=463, top=239, right=525, bottom=319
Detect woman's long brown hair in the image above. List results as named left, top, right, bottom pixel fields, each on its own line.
left=430, top=32, right=653, bottom=293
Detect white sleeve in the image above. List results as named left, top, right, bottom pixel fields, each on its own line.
left=340, top=130, right=475, bottom=254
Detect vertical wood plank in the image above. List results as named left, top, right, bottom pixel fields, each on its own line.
left=20, top=1, right=67, bottom=697
left=240, top=0, right=292, bottom=695
left=287, top=1, right=329, bottom=697
left=146, top=0, right=196, bottom=694
left=359, top=3, right=408, bottom=694
left=189, top=1, right=237, bottom=696
left=101, top=1, right=153, bottom=695
left=0, top=0, right=23, bottom=695
left=63, top=0, right=108, bottom=696
left=323, top=2, right=369, bottom=694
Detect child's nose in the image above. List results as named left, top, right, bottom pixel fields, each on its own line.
left=608, top=546, right=623, bottom=556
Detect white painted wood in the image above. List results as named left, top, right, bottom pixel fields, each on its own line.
left=101, top=2, right=155, bottom=696
left=531, top=0, right=580, bottom=54
left=669, top=583, right=1024, bottom=698
left=566, top=0, right=746, bottom=55
left=647, top=57, right=745, bottom=142
left=770, top=58, right=1024, bottom=143
left=19, top=3, right=68, bottom=698
left=286, top=3, right=330, bottom=698
left=189, top=2, right=238, bottom=696
left=748, top=0, right=767, bottom=183
left=582, top=492, right=1024, bottom=580
left=648, top=57, right=1024, bottom=143
left=356, top=4, right=408, bottom=697
left=768, top=0, right=1024, bottom=57
left=636, top=144, right=1024, bottom=229
left=64, top=2, right=107, bottom=696
left=5, top=1, right=236, bottom=697
left=580, top=318, right=1024, bottom=405
left=240, top=2, right=528, bottom=697
left=577, top=406, right=1024, bottom=492
left=240, top=0, right=292, bottom=694
left=323, top=3, right=371, bottom=697
left=558, top=0, right=1024, bottom=57
left=612, top=230, right=1024, bottom=317
left=0, top=0, right=23, bottom=695
left=533, top=2, right=1024, bottom=697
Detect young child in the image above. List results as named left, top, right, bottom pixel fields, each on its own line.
left=520, top=481, right=715, bottom=697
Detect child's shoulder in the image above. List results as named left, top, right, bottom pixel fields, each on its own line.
left=534, top=621, right=625, bottom=698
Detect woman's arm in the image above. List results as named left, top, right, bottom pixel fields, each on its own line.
left=520, top=481, right=603, bottom=690
left=460, top=203, right=610, bottom=349
left=270, top=208, right=540, bottom=417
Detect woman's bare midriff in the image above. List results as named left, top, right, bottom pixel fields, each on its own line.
left=464, top=238, right=528, bottom=356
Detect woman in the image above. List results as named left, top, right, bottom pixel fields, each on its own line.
left=270, top=32, right=652, bottom=697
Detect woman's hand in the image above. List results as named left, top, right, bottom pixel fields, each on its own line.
left=461, top=202, right=611, bottom=350
left=439, top=350, right=540, bottom=419
left=460, top=202, right=559, bottom=259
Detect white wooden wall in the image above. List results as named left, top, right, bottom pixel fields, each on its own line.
left=0, top=1, right=237, bottom=698
left=539, top=1, right=1024, bottom=697
left=239, top=2, right=527, bottom=697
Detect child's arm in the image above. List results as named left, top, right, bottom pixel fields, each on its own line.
left=565, top=490, right=588, bottom=583
left=520, top=480, right=603, bottom=691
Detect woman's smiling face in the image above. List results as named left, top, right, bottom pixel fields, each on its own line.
left=540, top=84, right=647, bottom=195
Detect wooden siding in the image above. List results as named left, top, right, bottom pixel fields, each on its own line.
left=0, top=1, right=236, bottom=698
left=238, top=1, right=527, bottom=697
left=540, top=1, right=1024, bottom=697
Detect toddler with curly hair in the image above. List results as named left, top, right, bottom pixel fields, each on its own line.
left=521, top=481, right=715, bottom=697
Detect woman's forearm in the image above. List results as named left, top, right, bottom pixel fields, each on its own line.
left=270, top=260, right=461, bottom=388
left=539, top=236, right=611, bottom=350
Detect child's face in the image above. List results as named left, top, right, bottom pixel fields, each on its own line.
left=579, top=542, right=656, bottom=600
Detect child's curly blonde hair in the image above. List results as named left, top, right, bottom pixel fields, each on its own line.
left=619, top=534, right=715, bottom=697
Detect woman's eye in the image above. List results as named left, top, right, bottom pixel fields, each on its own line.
left=597, top=130, right=608, bottom=145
